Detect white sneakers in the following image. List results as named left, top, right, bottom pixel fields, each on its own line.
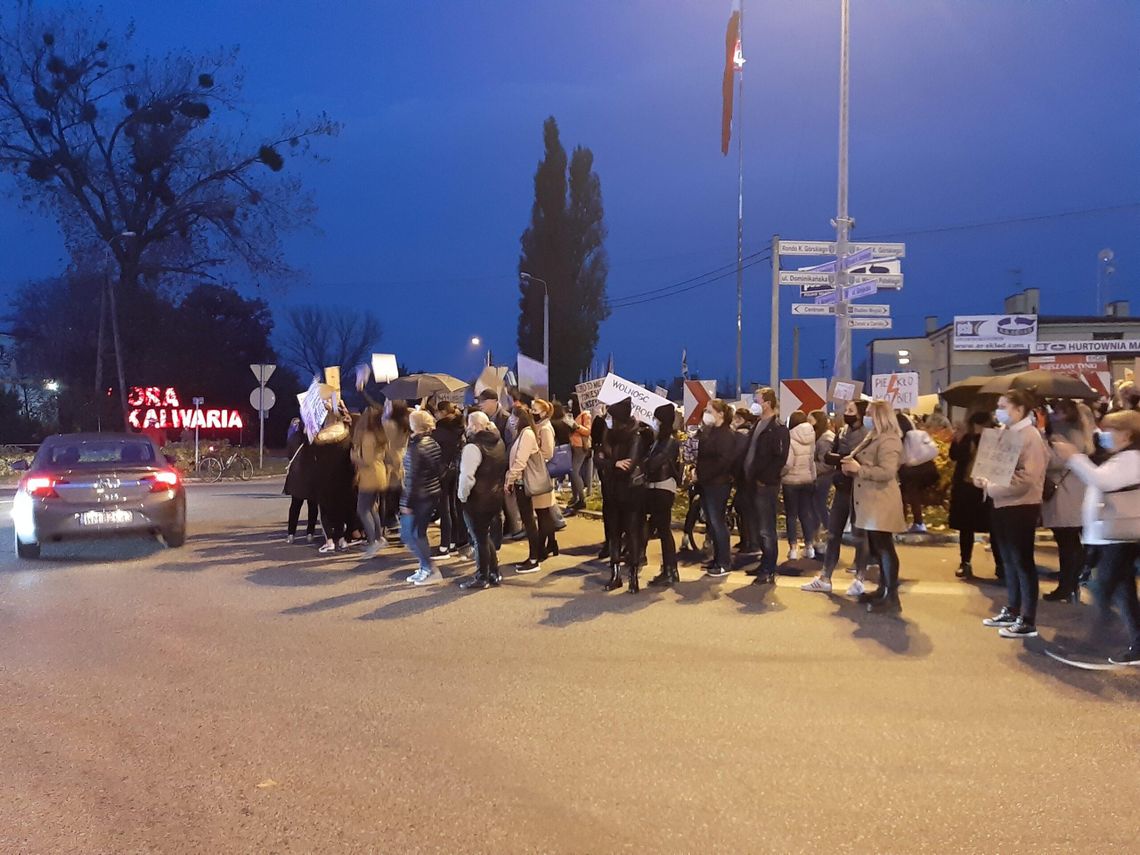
left=788, top=545, right=801, bottom=560
left=788, top=543, right=815, bottom=561
left=411, top=569, right=442, bottom=586
left=801, top=575, right=832, bottom=593
left=845, top=578, right=865, bottom=597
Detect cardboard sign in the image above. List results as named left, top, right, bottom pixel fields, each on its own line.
left=683, top=379, right=716, bottom=427
left=574, top=378, right=605, bottom=411
left=972, top=427, right=1025, bottom=488
left=598, top=373, right=671, bottom=427
left=871, top=372, right=919, bottom=410
left=299, top=382, right=329, bottom=442
left=779, top=378, right=828, bottom=416
left=475, top=365, right=509, bottom=397
left=324, top=366, right=341, bottom=391
left=828, top=378, right=863, bottom=405
left=517, top=353, right=548, bottom=400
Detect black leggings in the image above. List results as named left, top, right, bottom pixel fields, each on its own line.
left=646, top=488, right=677, bottom=570
left=288, top=498, right=317, bottom=536
left=607, top=495, right=644, bottom=568
left=992, top=504, right=1041, bottom=624
left=1051, top=527, right=1084, bottom=595
left=516, top=489, right=556, bottom=563
left=866, top=530, right=900, bottom=594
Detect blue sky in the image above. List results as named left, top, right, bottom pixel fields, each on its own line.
left=2, top=0, right=1138, bottom=390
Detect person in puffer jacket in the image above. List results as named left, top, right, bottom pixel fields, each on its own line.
left=782, top=411, right=819, bottom=560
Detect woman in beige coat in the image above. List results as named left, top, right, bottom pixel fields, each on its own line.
left=843, top=400, right=906, bottom=612
left=352, top=405, right=389, bottom=556
left=505, top=404, right=557, bottom=574
left=1041, top=399, right=1092, bottom=603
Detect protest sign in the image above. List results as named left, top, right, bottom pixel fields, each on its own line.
left=517, top=353, right=548, bottom=400
left=371, top=353, right=399, bottom=384
left=971, top=427, right=1025, bottom=488
left=598, top=373, right=672, bottom=427
left=475, top=365, right=508, bottom=397
left=871, top=372, right=919, bottom=410
left=299, top=382, right=329, bottom=442
left=683, top=379, right=716, bottom=426
left=574, top=378, right=605, bottom=410
left=828, top=378, right=863, bottom=406
left=324, top=366, right=341, bottom=391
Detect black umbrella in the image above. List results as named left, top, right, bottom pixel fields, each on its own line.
left=939, top=375, right=1003, bottom=408
left=978, top=369, right=1097, bottom=400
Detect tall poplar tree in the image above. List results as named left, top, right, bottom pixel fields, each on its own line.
left=517, top=117, right=609, bottom=398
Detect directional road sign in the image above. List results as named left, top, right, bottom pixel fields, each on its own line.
left=848, top=304, right=891, bottom=317
left=778, top=240, right=838, bottom=256
left=849, top=242, right=906, bottom=258
left=847, top=317, right=892, bottom=330
left=847, top=272, right=903, bottom=289
left=779, top=271, right=836, bottom=287
left=791, top=303, right=835, bottom=316
left=815, top=279, right=879, bottom=305
left=798, top=247, right=875, bottom=273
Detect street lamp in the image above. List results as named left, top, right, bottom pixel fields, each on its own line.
left=44, top=380, right=60, bottom=392
left=470, top=336, right=481, bottom=347
left=519, top=272, right=549, bottom=369
left=1096, top=248, right=1115, bottom=315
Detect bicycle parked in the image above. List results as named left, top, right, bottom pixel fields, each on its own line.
left=198, top=447, right=254, bottom=483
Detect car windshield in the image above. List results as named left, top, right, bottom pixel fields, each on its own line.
left=38, top=439, right=157, bottom=468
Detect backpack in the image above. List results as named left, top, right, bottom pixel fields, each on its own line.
left=903, top=429, right=939, bottom=467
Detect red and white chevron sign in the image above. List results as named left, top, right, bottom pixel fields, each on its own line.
left=683, top=380, right=716, bottom=426
left=779, top=378, right=828, bottom=415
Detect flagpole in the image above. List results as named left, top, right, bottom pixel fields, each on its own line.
left=735, top=0, right=745, bottom=399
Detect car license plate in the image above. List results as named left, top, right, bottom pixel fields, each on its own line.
left=79, top=510, right=133, bottom=526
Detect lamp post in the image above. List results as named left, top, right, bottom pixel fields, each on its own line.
left=1096, top=248, right=1115, bottom=315
left=519, top=272, right=549, bottom=369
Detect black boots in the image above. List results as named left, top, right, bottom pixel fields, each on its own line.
left=604, top=564, right=624, bottom=591
left=460, top=572, right=490, bottom=590
left=1043, top=587, right=1079, bottom=604
left=628, top=565, right=641, bottom=594
left=648, top=566, right=679, bottom=587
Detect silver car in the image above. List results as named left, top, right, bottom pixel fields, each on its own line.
left=12, top=433, right=187, bottom=559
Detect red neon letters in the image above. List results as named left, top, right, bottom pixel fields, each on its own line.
left=128, top=387, right=244, bottom=431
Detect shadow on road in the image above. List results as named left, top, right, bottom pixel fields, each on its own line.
left=828, top=594, right=934, bottom=658
left=5, top=535, right=166, bottom=567
left=537, top=580, right=661, bottom=627
left=725, top=581, right=785, bottom=615
left=1017, top=637, right=1140, bottom=702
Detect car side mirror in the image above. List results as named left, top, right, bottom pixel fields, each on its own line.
left=10, top=459, right=29, bottom=472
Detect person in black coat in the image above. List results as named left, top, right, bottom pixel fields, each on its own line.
left=645, top=403, right=682, bottom=586
left=742, top=387, right=790, bottom=582
left=311, top=408, right=356, bottom=554
left=696, top=399, right=740, bottom=576
left=284, top=418, right=317, bottom=542
left=948, top=409, right=1004, bottom=580
left=597, top=397, right=653, bottom=592
left=431, top=402, right=468, bottom=555
left=591, top=403, right=612, bottom=561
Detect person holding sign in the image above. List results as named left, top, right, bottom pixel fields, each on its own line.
left=842, top=401, right=907, bottom=612
left=696, top=400, right=739, bottom=579
left=598, top=397, right=652, bottom=592
left=974, top=389, right=1047, bottom=639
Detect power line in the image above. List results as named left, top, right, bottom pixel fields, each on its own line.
left=863, top=202, right=1140, bottom=240
left=606, top=250, right=770, bottom=304
left=607, top=254, right=771, bottom=310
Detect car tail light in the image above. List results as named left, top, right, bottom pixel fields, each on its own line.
left=22, top=476, right=59, bottom=498
left=148, top=470, right=180, bottom=492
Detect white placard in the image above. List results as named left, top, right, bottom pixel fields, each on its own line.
left=848, top=304, right=891, bottom=317
left=371, top=353, right=399, bottom=383
left=574, top=378, right=605, bottom=410
left=871, top=372, right=919, bottom=410
left=517, top=353, right=549, bottom=399
left=972, top=427, right=1025, bottom=488
left=598, top=373, right=672, bottom=427
left=953, top=315, right=1038, bottom=351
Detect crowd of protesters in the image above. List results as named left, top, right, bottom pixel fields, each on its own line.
left=283, top=375, right=1140, bottom=666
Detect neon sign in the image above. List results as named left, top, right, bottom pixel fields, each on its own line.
left=127, top=387, right=244, bottom=430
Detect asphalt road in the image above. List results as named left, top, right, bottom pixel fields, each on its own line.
left=1, top=479, right=1137, bottom=854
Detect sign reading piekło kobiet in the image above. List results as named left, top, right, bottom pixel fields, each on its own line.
left=127, top=386, right=244, bottom=430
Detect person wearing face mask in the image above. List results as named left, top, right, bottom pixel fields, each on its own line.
left=809, top=409, right=836, bottom=555
left=974, top=389, right=1048, bottom=639
left=801, top=400, right=870, bottom=594
left=1041, top=399, right=1094, bottom=603
left=696, top=399, right=739, bottom=577
left=782, top=411, right=820, bottom=561
left=1050, top=409, right=1140, bottom=665
left=948, top=407, right=1002, bottom=581
left=531, top=398, right=567, bottom=547
left=457, top=410, right=508, bottom=590
left=505, top=403, right=557, bottom=574
left=598, top=397, right=652, bottom=592
left=645, top=403, right=682, bottom=586
left=742, top=387, right=790, bottom=583
left=591, top=403, right=614, bottom=562
left=842, top=400, right=907, bottom=611
left=732, top=407, right=759, bottom=555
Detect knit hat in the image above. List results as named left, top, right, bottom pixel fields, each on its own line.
left=608, top=397, right=633, bottom=421
left=653, top=403, right=675, bottom=426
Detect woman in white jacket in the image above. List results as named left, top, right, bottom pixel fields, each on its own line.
left=782, top=411, right=819, bottom=560
left=1052, top=409, right=1140, bottom=666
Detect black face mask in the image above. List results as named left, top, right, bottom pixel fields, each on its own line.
left=843, top=413, right=859, bottom=428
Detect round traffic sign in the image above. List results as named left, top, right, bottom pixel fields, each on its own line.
left=250, top=386, right=276, bottom=412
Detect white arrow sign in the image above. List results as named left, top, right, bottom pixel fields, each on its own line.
left=780, top=271, right=836, bottom=287
left=847, top=317, right=893, bottom=330
left=816, top=279, right=879, bottom=305
left=848, top=304, right=891, bottom=317
left=848, top=242, right=906, bottom=258
left=848, top=272, right=903, bottom=289
left=801, top=284, right=835, bottom=298
left=791, top=303, right=836, bottom=316
left=779, top=240, right=837, bottom=256
left=798, top=247, right=875, bottom=274
left=250, top=363, right=276, bottom=386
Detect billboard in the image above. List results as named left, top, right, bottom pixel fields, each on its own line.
left=953, top=315, right=1037, bottom=351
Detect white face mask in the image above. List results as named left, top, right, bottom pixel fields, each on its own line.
left=1099, top=430, right=1116, bottom=452
left=604, top=415, right=614, bottom=429
left=863, top=415, right=875, bottom=431
left=702, top=412, right=717, bottom=427
left=750, top=402, right=762, bottom=416
left=650, top=417, right=660, bottom=433
left=995, top=409, right=1012, bottom=426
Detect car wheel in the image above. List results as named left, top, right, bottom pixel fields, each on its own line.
left=163, top=525, right=187, bottom=548
left=15, top=531, right=41, bottom=560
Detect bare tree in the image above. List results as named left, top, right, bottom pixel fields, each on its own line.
left=0, top=3, right=338, bottom=421
left=279, top=306, right=382, bottom=383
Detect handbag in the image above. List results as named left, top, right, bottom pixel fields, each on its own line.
left=523, top=453, right=554, bottom=497
left=313, top=419, right=350, bottom=446
left=903, top=429, right=939, bottom=466
left=547, top=443, right=573, bottom=478
left=1042, top=469, right=1068, bottom=503
left=1098, top=484, right=1140, bottom=541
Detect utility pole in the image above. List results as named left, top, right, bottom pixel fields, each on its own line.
left=770, top=234, right=780, bottom=390
left=792, top=326, right=801, bottom=379
left=734, top=0, right=746, bottom=398
left=832, top=0, right=854, bottom=382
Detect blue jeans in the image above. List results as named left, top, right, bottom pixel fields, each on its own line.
left=753, top=484, right=780, bottom=574
left=400, top=498, right=437, bottom=573
left=783, top=483, right=819, bottom=547
left=701, top=483, right=732, bottom=568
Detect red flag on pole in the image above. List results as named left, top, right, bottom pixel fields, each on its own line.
left=721, top=1, right=743, bottom=156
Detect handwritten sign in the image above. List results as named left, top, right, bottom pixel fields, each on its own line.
left=829, top=378, right=864, bottom=405
left=598, top=373, right=672, bottom=427
left=972, top=427, right=1025, bottom=488
left=574, top=378, right=605, bottom=411
left=871, top=372, right=919, bottom=410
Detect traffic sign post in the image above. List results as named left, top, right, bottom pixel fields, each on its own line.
left=192, top=397, right=204, bottom=472
left=792, top=303, right=836, bottom=316
left=249, top=365, right=276, bottom=470
left=847, top=317, right=892, bottom=330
